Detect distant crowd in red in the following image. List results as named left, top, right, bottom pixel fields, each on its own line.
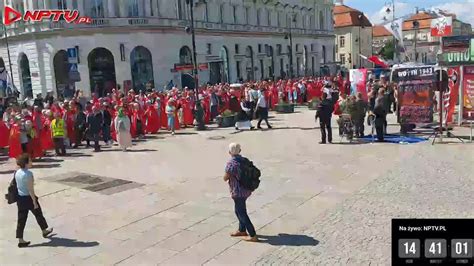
left=0, top=75, right=350, bottom=159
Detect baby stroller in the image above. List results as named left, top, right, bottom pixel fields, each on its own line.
left=339, top=114, right=354, bottom=143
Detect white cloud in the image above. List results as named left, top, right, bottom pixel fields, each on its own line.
left=432, top=0, right=474, bottom=25
left=369, top=1, right=413, bottom=25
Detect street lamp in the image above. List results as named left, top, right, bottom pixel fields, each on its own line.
left=284, top=13, right=297, bottom=79
left=412, top=20, right=420, bottom=62
left=185, top=0, right=205, bottom=130
left=357, top=13, right=364, bottom=68
left=1, top=18, right=16, bottom=95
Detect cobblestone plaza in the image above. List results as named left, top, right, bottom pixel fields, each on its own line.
left=1, top=108, right=473, bottom=265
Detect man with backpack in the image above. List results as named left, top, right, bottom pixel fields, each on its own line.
left=223, top=143, right=259, bottom=242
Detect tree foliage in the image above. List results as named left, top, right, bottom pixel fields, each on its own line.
left=379, top=39, right=395, bottom=60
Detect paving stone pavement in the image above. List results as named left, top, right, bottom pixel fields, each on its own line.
left=0, top=106, right=472, bottom=265
left=255, top=144, right=474, bottom=265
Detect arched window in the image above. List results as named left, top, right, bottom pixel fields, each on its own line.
left=130, top=46, right=154, bottom=92
left=53, top=50, right=70, bottom=98
left=129, top=0, right=139, bottom=17
left=18, top=53, right=32, bottom=99
left=257, top=8, right=262, bottom=25
left=179, top=46, right=193, bottom=64
left=220, top=3, right=225, bottom=23
left=88, top=48, right=116, bottom=97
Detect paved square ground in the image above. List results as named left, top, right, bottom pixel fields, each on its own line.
left=1, top=107, right=473, bottom=265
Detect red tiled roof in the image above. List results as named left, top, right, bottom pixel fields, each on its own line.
left=372, top=25, right=392, bottom=37
left=334, top=5, right=372, bottom=28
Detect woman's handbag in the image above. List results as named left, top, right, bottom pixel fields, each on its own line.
left=5, top=172, right=18, bottom=204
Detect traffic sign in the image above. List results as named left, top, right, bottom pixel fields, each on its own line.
left=69, top=63, right=78, bottom=72
left=67, top=48, right=78, bottom=64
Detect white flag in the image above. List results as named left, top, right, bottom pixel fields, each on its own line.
left=384, top=18, right=404, bottom=46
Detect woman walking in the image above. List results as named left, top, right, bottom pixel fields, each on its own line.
left=14, top=154, right=53, bottom=248
left=166, top=99, right=176, bottom=135
left=114, top=108, right=132, bottom=152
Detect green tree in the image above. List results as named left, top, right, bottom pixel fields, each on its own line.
left=379, top=40, right=395, bottom=60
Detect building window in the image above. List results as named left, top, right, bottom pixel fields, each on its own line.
left=260, top=59, right=264, bottom=79
left=258, top=44, right=262, bottom=53
left=277, top=11, right=281, bottom=27
left=206, top=43, right=212, bottom=55
left=245, top=6, right=250, bottom=25
left=129, top=0, right=139, bottom=17
left=236, top=61, right=241, bottom=80
left=340, top=54, right=346, bottom=64
left=277, top=44, right=282, bottom=55
left=204, top=3, right=209, bottom=22
left=319, top=10, right=324, bottom=30
left=339, top=36, right=345, bottom=48
left=257, top=9, right=261, bottom=25
left=232, top=5, right=237, bottom=24
left=295, top=44, right=300, bottom=52
left=235, top=44, right=240, bottom=54
left=311, top=44, right=315, bottom=52
left=89, top=0, right=104, bottom=18
left=220, top=4, right=224, bottom=23
left=57, top=0, right=67, bottom=9
left=267, top=9, right=271, bottom=26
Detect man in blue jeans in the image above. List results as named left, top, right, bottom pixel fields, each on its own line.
left=223, top=143, right=258, bottom=242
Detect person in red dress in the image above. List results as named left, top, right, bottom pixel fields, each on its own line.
left=144, top=101, right=160, bottom=134
left=202, top=94, right=211, bottom=124
left=182, top=95, right=194, bottom=127
left=40, top=110, right=54, bottom=152
left=8, top=118, right=22, bottom=159
left=0, top=119, right=10, bottom=148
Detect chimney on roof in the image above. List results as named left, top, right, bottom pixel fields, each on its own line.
left=415, top=7, right=419, bottom=14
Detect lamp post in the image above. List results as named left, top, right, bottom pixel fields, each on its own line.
left=412, top=20, right=419, bottom=62
left=384, top=0, right=397, bottom=62
left=285, top=14, right=297, bottom=79
left=1, top=23, right=15, bottom=92
left=185, top=0, right=206, bottom=130
left=357, top=13, right=364, bottom=68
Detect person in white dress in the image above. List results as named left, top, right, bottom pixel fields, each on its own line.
left=114, top=108, right=132, bottom=151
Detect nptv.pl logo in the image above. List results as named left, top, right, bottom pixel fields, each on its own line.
left=2, top=6, right=92, bottom=25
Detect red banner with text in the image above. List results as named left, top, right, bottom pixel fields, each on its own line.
left=463, top=66, right=474, bottom=121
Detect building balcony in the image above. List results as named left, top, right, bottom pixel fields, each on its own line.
left=0, top=17, right=334, bottom=39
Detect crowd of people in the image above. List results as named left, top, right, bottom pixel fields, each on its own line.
left=0, top=73, right=400, bottom=160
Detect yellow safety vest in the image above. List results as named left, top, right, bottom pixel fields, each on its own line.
left=51, top=119, right=65, bottom=137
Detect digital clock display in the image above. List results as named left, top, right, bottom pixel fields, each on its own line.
left=392, top=219, right=474, bottom=265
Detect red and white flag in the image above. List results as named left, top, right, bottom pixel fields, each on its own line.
left=360, top=55, right=389, bottom=68
left=431, top=16, right=452, bottom=37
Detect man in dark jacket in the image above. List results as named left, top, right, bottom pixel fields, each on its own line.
left=315, top=93, right=334, bottom=144
left=73, top=104, right=86, bottom=148
left=101, top=104, right=112, bottom=145
left=353, top=92, right=368, bottom=138
left=86, top=107, right=103, bottom=152
left=374, top=91, right=387, bottom=142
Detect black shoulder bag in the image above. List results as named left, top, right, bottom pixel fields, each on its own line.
left=5, top=171, right=18, bottom=204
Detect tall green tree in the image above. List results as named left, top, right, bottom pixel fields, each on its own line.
left=379, top=40, right=395, bottom=60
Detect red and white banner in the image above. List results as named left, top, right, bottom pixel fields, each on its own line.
left=349, top=69, right=368, bottom=101
left=443, top=67, right=460, bottom=124
left=463, top=66, right=474, bottom=121
left=431, top=16, right=453, bottom=37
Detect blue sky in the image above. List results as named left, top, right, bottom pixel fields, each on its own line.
left=343, top=0, right=474, bottom=25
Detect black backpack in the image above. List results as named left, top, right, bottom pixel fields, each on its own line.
left=238, top=157, right=261, bottom=191
left=5, top=172, right=18, bottom=204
